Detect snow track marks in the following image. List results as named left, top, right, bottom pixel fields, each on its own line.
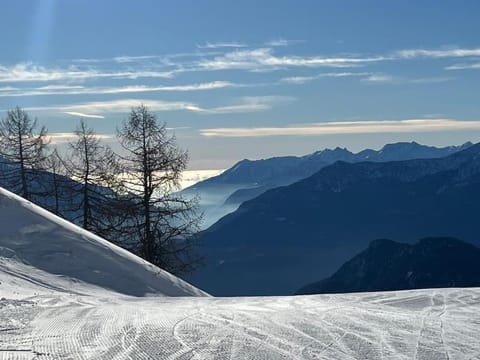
left=2, top=288, right=480, bottom=359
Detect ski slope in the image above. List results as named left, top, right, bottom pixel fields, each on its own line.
left=2, top=288, right=480, bottom=359
left=2, top=187, right=480, bottom=359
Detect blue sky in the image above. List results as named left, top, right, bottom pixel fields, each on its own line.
left=1, top=0, right=480, bottom=169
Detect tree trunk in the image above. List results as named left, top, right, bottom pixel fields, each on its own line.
left=83, top=136, right=90, bottom=230
left=18, top=131, right=29, bottom=200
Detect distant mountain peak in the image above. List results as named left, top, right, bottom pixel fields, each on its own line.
left=381, top=141, right=421, bottom=149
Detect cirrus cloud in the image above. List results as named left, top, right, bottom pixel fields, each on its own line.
left=22, top=96, right=294, bottom=117
left=199, top=119, right=480, bottom=137
left=0, top=81, right=239, bottom=98
left=47, top=132, right=115, bottom=144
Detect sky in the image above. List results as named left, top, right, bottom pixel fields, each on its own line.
left=1, top=0, right=480, bottom=169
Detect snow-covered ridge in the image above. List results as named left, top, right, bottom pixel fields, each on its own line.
left=0, top=186, right=208, bottom=298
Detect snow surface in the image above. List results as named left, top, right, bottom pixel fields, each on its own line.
left=2, top=187, right=480, bottom=359
left=0, top=187, right=208, bottom=297
left=2, top=288, right=480, bottom=359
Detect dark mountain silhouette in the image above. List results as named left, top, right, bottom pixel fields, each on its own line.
left=182, top=142, right=472, bottom=228
left=187, top=141, right=471, bottom=194
left=186, top=143, right=480, bottom=296
left=0, top=156, right=116, bottom=224
left=296, top=237, right=480, bottom=295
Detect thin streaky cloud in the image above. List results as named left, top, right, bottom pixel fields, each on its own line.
left=63, top=112, right=105, bottom=119
left=197, top=42, right=247, bottom=49
left=281, top=76, right=317, bottom=84
left=445, top=62, right=480, bottom=70
left=70, top=51, right=222, bottom=64
left=194, top=96, right=295, bottom=114
left=113, top=55, right=159, bottom=63
left=395, top=47, right=480, bottom=59
left=60, top=99, right=201, bottom=114
left=37, top=85, right=84, bottom=90
left=166, top=127, right=191, bottom=131
left=409, top=77, right=454, bottom=84
left=3, top=45, right=480, bottom=85
left=48, top=132, right=114, bottom=144
left=362, top=74, right=394, bottom=83
left=61, top=45, right=480, bottom=77
left=0, top=63, right=175, bottom=83
left=25, top=96, right=292, bottom=116
left=0, top=81, right=239, bottom=98
left=281, top=72, right=371, bottom=84
left=362, top=74, right=453, bottom=84
left=199, top=119, right=480, bottom=137
left=70, top=58, right=107, bottom=64
left=23, top=99, right=197, bottom=115
left=264, top=39, right=305, bottom=47
left=197, top=48, right=385, bottom=72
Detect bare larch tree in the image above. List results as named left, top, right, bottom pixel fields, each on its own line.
left=117, top=105, right=202, bottom=275
left=43, top=148, right=69, bottom=216
left=0, top=107, right=48, bottom=200
left=63, top=119, right=122, bottom=234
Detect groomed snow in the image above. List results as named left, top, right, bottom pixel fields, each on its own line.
left=2, top=288, right=480, bottom=359
left=0, top=187, right=207, bottom=297
left=2, top=187, right=480, bottom=359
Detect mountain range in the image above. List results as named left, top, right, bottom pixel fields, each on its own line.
left=187, top=142, right=480, bottom=296
left=182, top=142, right=472, bottom=228
left=296, top=237, right=480, bottom=295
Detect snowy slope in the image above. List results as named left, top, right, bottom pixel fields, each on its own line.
left=2, top=288, right=480, bottom=359
left=0, top=186, right=208, bottom=297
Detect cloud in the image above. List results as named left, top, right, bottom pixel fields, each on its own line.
left=445, top=62, right=480, bottom=70
left=113, top=55, right=159, bottom=63
left=0, top=86, right=17, bottom=91
left=197, top=48, right=384, bottom=72
left=63, top=111, right=105, bottom=119
left=282, top=72, right=452, bottom=86
left=166, top=126, right=191, bottom=131
left=199, top=119, right=480, bottom=137
left=395, top=47, right=480, bottom=59
left=59, top=99, right=201, bottom=114
left=280, top=76, right=317, bottom=84
left=281, top=72, right=371, bottom=84
left=195, top=45, right=480, bottom=74
left=47, top=132, right=114, bottom=144
left=362, top=74, right=453, bottom=84
left=24, top=99, right=198, bottom=115
left=0, top=63, right=175, bottom=83
left=25, top=96, right=293, bottom=116
left=197, top=42, right=247, bottom=49
left=71, top=51, right=220, bottom=64
left=0, top=81, right=238, bottom=97
left=264, top=39, right=304, bottom=47
left=408, top=77, right=453, bottom=84
left=3, top=45, right=480, bottom=86
left=195, top=96, right=295, bottom=114
left=362, top=74, right=394, bottom=83
left=282, top=72, right=453, bottom=85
